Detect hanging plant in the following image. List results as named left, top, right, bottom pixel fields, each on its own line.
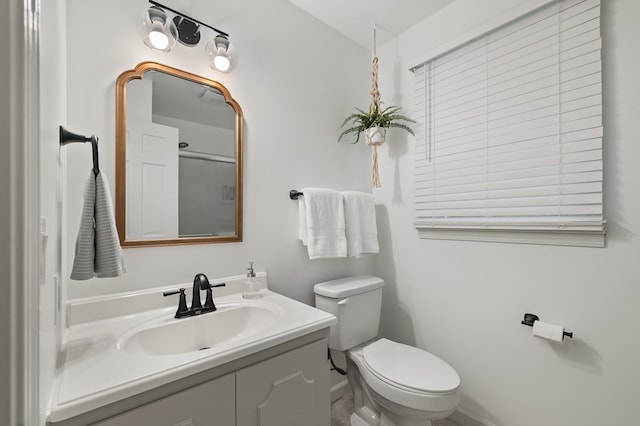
left=338, top=104, right=416, bottom=144
left=338, top=27, right=416, bottom=188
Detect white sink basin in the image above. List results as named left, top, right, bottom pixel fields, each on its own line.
left=50, top=288, right=337, bottom=423
left=119, top=301, right=283, bottom=356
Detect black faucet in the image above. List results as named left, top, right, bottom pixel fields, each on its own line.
left=163, top=273, right=226, bottom=318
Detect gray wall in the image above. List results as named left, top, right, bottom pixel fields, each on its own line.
left=0, top=0, right=12, bottom=423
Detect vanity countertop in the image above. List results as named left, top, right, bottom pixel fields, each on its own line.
left=48, top=289, right=336, bottom=423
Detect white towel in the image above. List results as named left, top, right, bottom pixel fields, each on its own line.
left=70, top=171, right=126, bottom=280
left=298, top=188, right=347, bottom=259
left=342, top=191, right=379, bottom=257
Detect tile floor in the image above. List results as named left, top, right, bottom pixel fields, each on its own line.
left=331, top=392, right=460, bottom=426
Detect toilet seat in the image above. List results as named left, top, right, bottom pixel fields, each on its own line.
left=361, top=338, right=460, bottom=395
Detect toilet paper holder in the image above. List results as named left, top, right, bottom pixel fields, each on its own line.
left=521, top=313, right=573, bottom=339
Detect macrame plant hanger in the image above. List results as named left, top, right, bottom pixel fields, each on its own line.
left=367, top=25, right=384, bottom=188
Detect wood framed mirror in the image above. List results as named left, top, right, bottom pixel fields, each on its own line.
left=115, top=62, right=243, bottom=247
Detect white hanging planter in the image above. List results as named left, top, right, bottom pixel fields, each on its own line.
left=364, top=126, right=386, bottom=146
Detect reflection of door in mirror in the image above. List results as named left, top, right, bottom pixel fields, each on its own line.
left=125, top=77, right=180, bottom=240
left=116, top=62, right=243, bottom=246
left=126, top=119, right=179, bottom=240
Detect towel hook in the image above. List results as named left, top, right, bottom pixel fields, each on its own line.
left=290, top=190, right=304, bottom=200
left=59, top=126, right=100, bottom=176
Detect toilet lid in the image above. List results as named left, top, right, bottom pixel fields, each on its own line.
left=362, top=339, right=460, bottom=394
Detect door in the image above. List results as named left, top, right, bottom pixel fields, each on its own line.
left=126, top=118, right=179, bottom=240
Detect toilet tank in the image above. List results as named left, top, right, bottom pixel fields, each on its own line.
left=313, top=276, right=384, bottom=351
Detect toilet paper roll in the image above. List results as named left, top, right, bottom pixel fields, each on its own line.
left=532, top=320, right=565, bottom=343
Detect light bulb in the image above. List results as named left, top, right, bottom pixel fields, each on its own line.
left=206, top=35, right=233, bottom=73
left=213, top=53, right=231, bottom=72
left=149, top=24, right=169, bottom=50
left=137, top=6, right=177, bottom=53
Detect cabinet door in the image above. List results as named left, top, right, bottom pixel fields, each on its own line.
left=236, top=339, right=330, bottom=426
left=94, top=373, right=235, bottom=426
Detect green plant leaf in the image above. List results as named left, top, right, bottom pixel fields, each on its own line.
left=387, top=122, right=416, bottom=136
left=338, top=126, right=364, bottom=143
left=338, top=104, right=416, bottom=143
left=340, top=113, right=363, bottom=128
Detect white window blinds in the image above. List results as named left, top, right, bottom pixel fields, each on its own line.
left=413, top=0, right=604, bottom=247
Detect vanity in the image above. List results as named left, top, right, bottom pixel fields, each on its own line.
left=47, top=274, right=336, bottom=426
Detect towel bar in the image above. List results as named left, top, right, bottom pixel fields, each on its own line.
left=59, top=126, right=100, bottom=176
left=290, top=190, right=303, bottom=200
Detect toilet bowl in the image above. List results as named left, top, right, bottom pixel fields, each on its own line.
left=348, top=339, right=460, bottom=426
left=313, top=276, right=460, bottom=426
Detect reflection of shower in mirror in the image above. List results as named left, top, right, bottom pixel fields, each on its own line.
left=178, top=155, right=236, bottom=238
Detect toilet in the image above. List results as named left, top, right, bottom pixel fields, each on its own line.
left=314, top=276, right=460, bottom=426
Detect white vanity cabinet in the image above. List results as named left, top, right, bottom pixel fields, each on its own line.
left=71, top=334, right=330, bottom=426
left=94, top=374, right=235, bottom=426
left=48, top=288, right=336, bottom=426
left=236, top=338, right=329, bottom=426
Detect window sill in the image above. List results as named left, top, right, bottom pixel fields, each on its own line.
left=415, top=226, right=605, bottom=248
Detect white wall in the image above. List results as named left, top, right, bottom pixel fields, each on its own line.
left=374, top=1, right=640, bottom=425
left=40, top=1, right=66, bottom=422
left=63, top=0, right=374, bottom=305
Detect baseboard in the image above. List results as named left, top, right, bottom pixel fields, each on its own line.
left=450, top=406, right=498, bottom=426
left=330, top=378, right=351, bottom=402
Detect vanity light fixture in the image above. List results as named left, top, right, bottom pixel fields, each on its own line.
left=137, top=5, right=177, bottom=52
left=205, top=34, right=232, bottom=73
left=137, top=0, right=234, bottom=72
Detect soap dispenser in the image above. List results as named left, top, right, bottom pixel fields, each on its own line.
left=242, top=261, right=261, bottom=299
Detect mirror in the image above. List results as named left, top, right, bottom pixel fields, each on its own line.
left=115, top=62, right=243, bottom=246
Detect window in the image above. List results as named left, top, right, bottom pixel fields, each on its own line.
left=412, top=0, right=604, bottom=247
